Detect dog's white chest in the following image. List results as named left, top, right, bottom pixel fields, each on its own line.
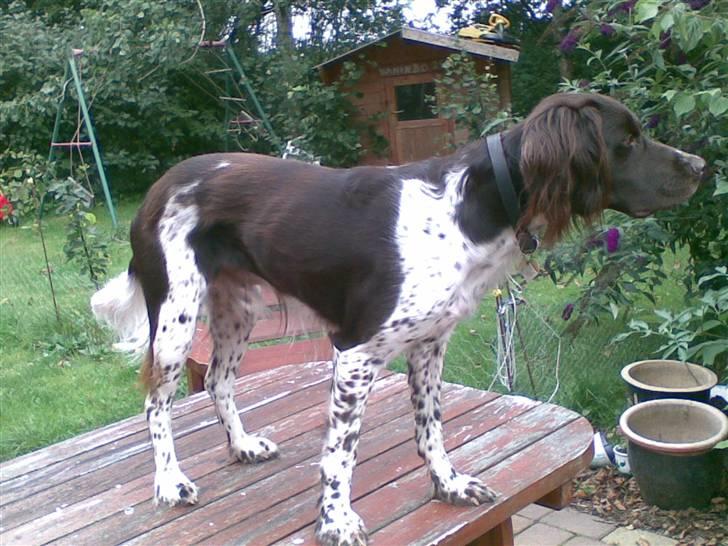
left=393, top=174, right=520, bottom=325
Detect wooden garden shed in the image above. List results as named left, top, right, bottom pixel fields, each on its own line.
left=318, top=27, right=520, bottom=165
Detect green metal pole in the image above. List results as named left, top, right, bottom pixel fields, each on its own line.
left=68, top=55, right=118, bottom=228
left=225, top=47, right=284, bottom=155
left=48, top=62, right=70, bottom=162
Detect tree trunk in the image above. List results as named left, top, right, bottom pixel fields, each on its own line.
left=274, top=0, right=294, bottom=53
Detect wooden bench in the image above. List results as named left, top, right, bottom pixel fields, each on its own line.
left=0, top=360, right=594, bottom=546
left=186, top=284, right=333, bottom=394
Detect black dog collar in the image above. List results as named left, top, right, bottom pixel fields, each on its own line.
left=486, top=133, right=539, bottom=254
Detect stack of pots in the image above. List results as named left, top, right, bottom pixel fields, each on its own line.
left=619, top=360, right=728, bottom=509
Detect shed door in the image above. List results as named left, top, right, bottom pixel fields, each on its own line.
left=386, top=74, right=452, bottom=164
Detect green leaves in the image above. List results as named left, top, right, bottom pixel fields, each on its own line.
left=431, top=52, right=504, bottom=141
left=672, top=92, right=695, bottom=117
left=708, top=95, right=728, bottom=116
left=615, top=268, right=728, bottom=373
left=635, top=0, right=662, bottom=23
left=673, top=7, right=708, bottom=52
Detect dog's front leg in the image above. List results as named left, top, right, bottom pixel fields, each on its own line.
left=406, top=339, right=497, bottom=506
left=316, top=348, right=383, bottom=546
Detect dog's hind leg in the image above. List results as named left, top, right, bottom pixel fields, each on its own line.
left=205, top=275, right=278, bottom=463
left=145, top=196, right=205, bottom=506
left=406, top=338, right=497, bottom=506
left=145, top=272, right=204, bottom=506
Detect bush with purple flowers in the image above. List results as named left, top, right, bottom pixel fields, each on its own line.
left=544, top=218, right=672, bottom=335
left=545, top=0, right=727, bottom=373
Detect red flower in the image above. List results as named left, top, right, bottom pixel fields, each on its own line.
left=0, top=193, right=13, bottom=222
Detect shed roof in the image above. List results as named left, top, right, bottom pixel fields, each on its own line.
left=317, top=26, right=520, bottom=70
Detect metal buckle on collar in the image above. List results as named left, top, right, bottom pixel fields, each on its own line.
left=518, top=232, right=539, bottom=255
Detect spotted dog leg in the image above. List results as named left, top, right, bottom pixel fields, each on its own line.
left=406, top=338, right=497, bottom=506
left=315, top=348, right=385, bottom=546
left=205, top=277, right=278, bottom=463
left=147, top=277, right=203, bottom=506
left=146, top=195, right=207, bottom=506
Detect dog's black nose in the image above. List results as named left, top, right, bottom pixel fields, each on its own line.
left=678, top=152, right=706, bottom=178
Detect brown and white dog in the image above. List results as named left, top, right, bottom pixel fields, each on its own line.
left=92, top=93, right=704, bottom=545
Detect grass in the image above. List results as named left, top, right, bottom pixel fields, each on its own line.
left=0, top=198, right=688, bottom=461
left=0, top=200, right=140, bottom=460
left=392, top=257, right=687, bottom=430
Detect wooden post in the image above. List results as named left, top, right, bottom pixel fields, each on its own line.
left=468, top=517, right=514, bottom=546
left=536, top=481, right=573, bottom=510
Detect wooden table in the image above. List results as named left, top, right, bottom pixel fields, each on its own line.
left=0, top=361, right=593, bottom=546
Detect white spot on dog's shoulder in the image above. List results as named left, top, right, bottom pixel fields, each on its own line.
left=215, top=161, right=231, bottom=170
left=391, top=169, right=520, bottom=325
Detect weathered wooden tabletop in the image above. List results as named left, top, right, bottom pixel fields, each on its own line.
left=0, top=361, right=593, bottom=546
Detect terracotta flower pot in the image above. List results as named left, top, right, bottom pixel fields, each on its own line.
left=620, top=399, right=728, bottom=509
left=621, top=359, right=718, bottom=403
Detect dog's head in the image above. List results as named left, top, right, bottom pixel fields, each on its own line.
left=518, top=93, right=705, bottom=243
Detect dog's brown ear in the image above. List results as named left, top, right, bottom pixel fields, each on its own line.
left=519, top=97, right=611, bottom=244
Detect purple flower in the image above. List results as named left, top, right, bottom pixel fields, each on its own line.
left=646, top=114, right=661, bottom=129
left=599, top=23, right=616, bottom=37
left=546, top=0, right=561, bottom=13
left=606, top=227, right=621, bottom=253
left=685, top=0, right=710, bottom=9
left=559, top=30, right=581, bottom=54
left=578, top=79, right=590, bottom=88
left=562, top=303, right=574, bottom=321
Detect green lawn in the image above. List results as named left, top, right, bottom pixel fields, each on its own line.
left=0, top=199, right=686, bottom=461
left=0, top=200, right=140, bottom=460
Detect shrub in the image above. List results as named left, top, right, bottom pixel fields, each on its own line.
left=560, top=0, right=727, bottom=292
left=614, top=267, right=728, bottom=380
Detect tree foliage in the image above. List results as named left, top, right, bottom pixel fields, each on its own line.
left=1, top=0, right=405, bottom=197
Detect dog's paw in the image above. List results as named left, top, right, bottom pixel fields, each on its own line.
left=315, top=506, right=368, bottom=546
left=153, top=470, right=199, bottom=506
left=231, top=435, right=279, bottom=464
left=433, top=471, right=497, bottom=506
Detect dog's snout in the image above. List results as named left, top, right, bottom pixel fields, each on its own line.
left=677, top=151, right=706, bottom=178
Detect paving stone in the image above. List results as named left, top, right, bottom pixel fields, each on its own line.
left=541, top=507, right=615, bottom=539
left=603, top=528, right=678, bottom=546
left=512, top=514, right=534, bottom=534
left=514, top=522, right=573, bottom=546
left=562, top=537, right=606, bottom=546
left=517, top=503, right=555, bottom=521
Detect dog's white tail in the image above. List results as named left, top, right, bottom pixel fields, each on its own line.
left=91, top=270, right=149, bottom=352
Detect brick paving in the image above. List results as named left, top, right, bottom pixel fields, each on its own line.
left=511, top=504, right=664, bottom=546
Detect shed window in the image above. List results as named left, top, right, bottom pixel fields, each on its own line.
left=395, top=82, right=436, bottom=121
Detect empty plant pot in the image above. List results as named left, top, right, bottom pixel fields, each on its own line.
left=620, top=399, right=728, bottom=509
left=621, top=360, right=718, bottom=403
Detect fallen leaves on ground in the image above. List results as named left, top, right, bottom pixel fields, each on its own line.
left=572, top=467, right=727, bottom=546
